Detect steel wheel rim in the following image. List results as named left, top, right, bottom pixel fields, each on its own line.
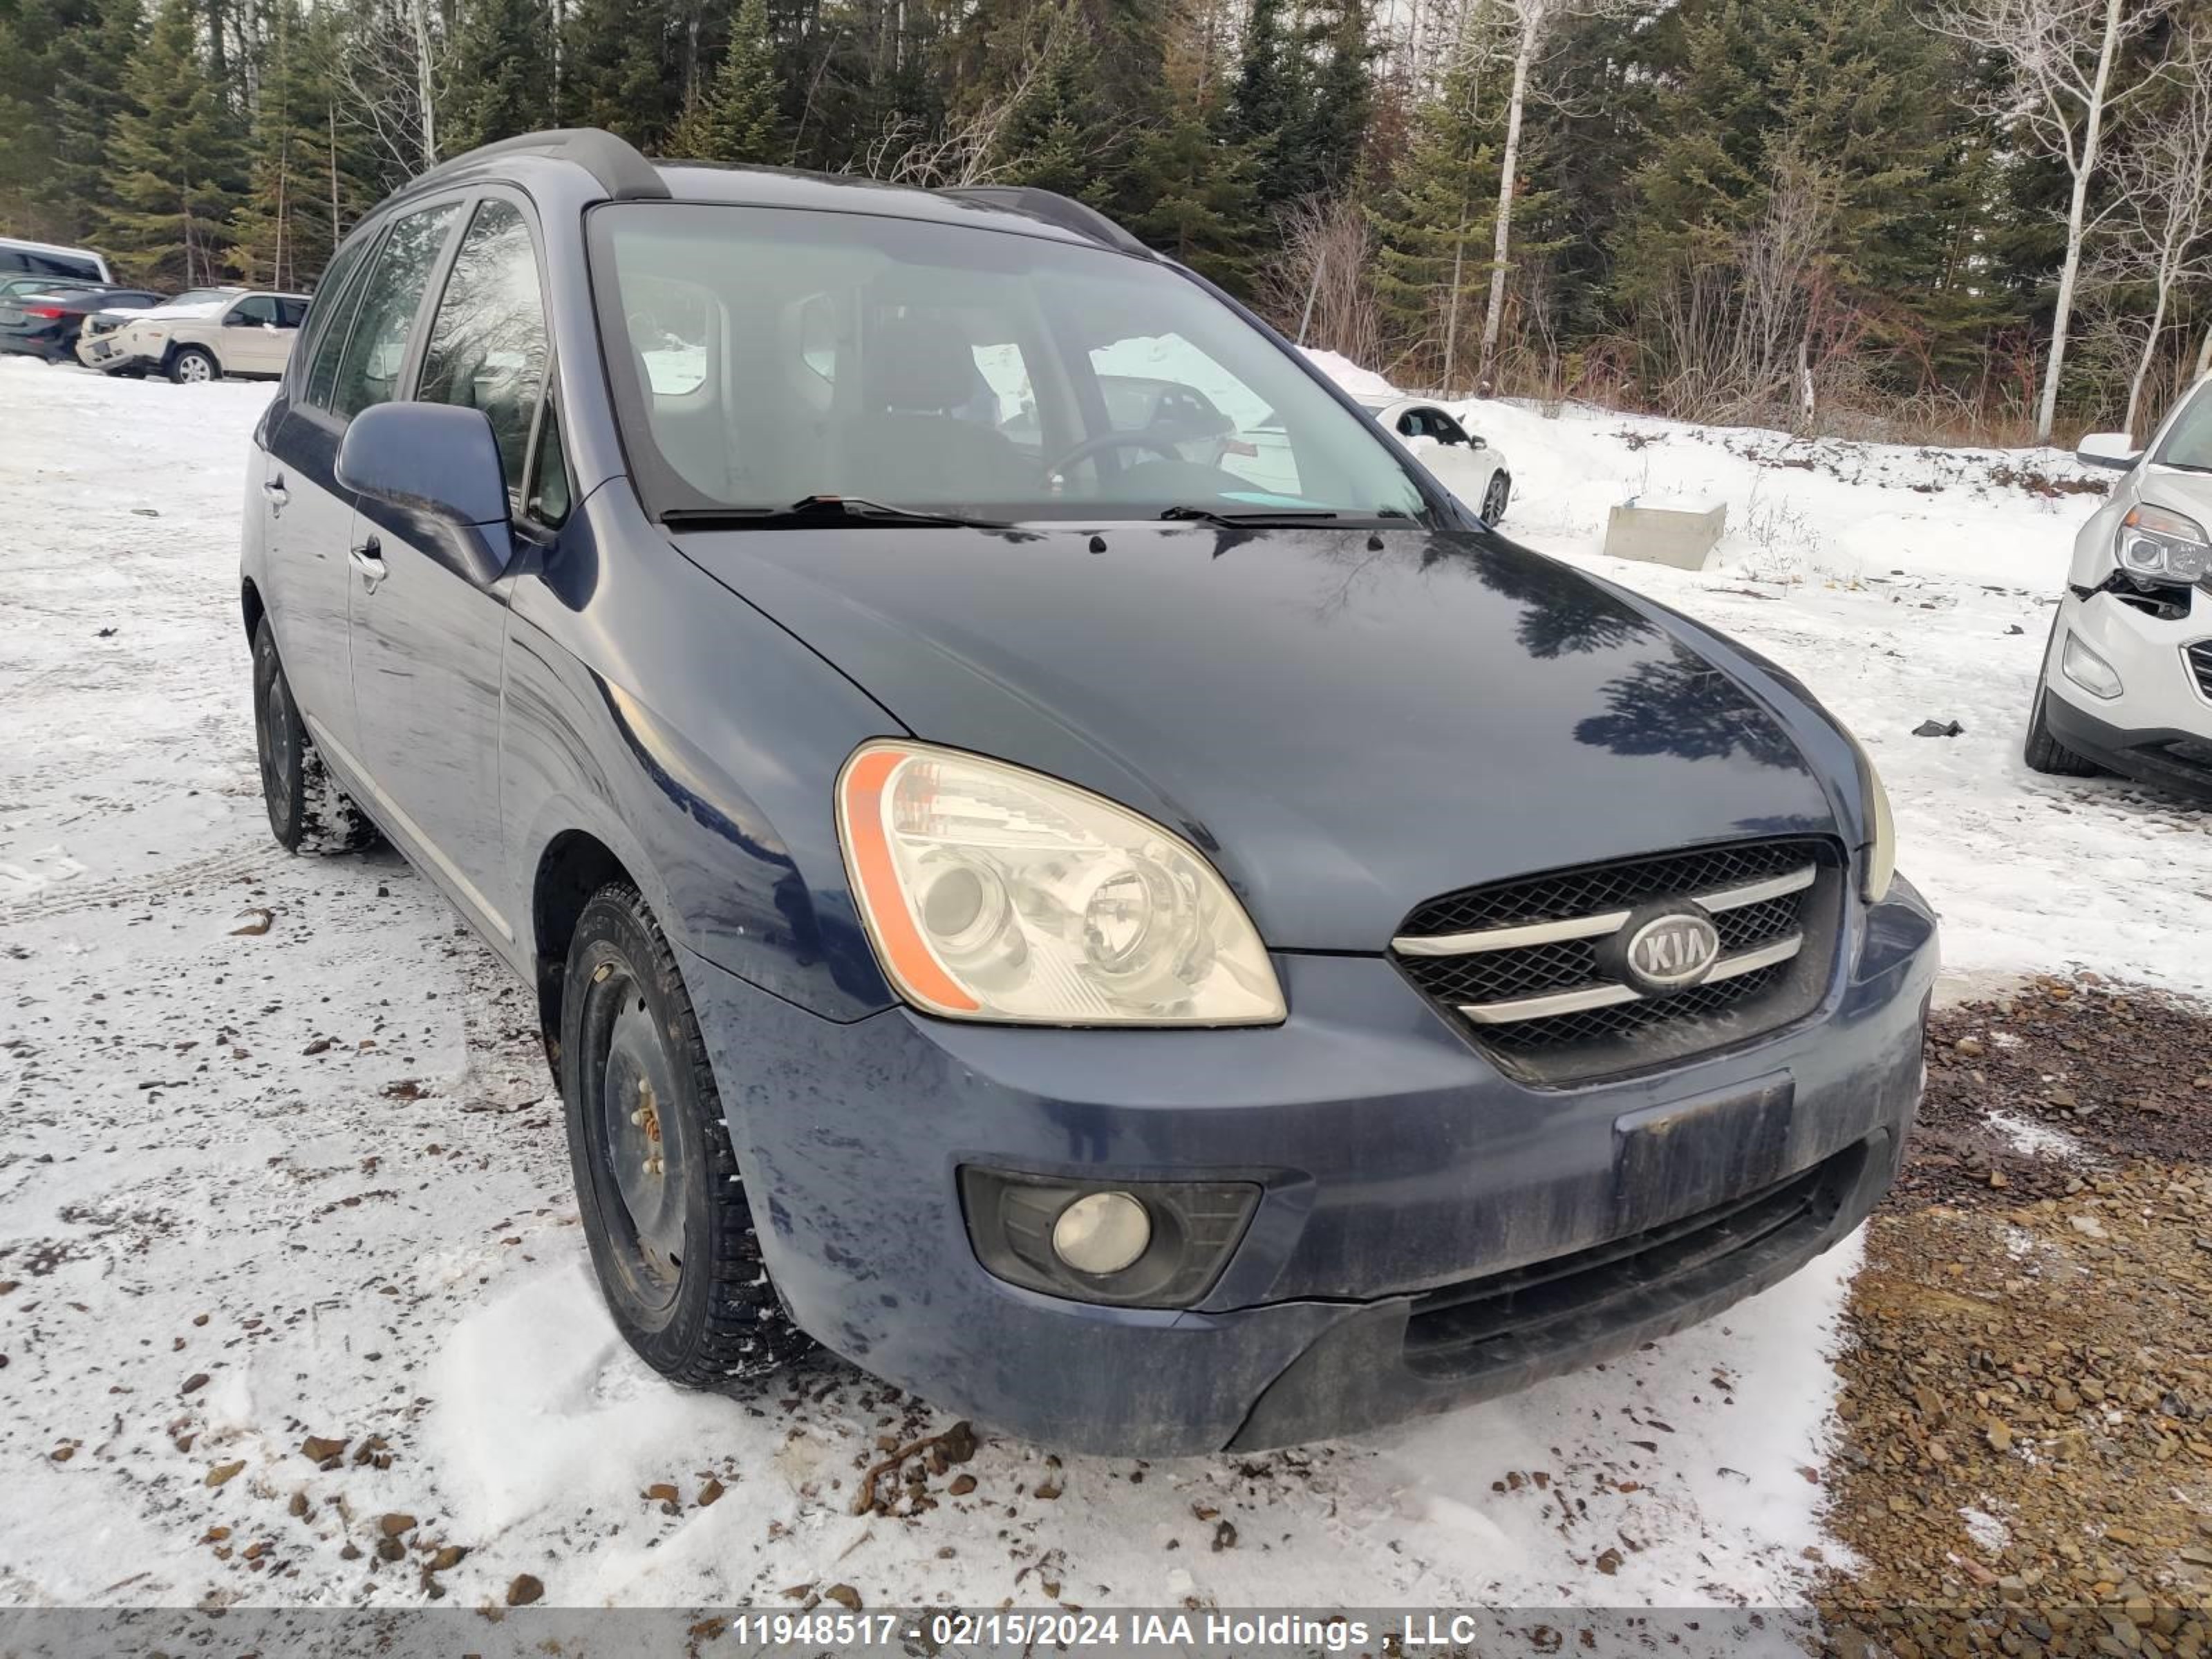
left=584, top=962, right=686, bottom=1322
left=259, top=669, right=294, bottom=823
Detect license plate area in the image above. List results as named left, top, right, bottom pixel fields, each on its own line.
left=1611, top=1073, right=1794, bottom=1235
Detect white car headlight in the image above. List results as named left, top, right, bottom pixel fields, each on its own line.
left=836, top=741, right=1284, bottom=1026
left=2115, top=504, right=2210, bottom=582
left=1841, top=729, right=1895, bottom=905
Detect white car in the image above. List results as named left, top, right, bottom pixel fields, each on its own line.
left=1360, top=397, right=1513, bottom=523
left=75, top=286, right=241, bottom=373
left=104, top=289, right=309, bottom=383
left=2029, top=375, right=2212, bottom=798
left=0, top=235, right=112, bottom=284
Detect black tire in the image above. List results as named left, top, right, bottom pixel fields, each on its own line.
left=252, top=619, right=380, bottom=852
left=2023, top=671, right=2100, bottom=777
left=169, top=345, right=219, bottom=385
left=561, top=882, right=809, bottom=1387
left=1481, top=473, right=1510, bottom=523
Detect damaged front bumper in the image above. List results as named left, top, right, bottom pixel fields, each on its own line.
left=2044, top=587, right=2212, bottom=796
left=682, top=877, right=1936, bottom=1456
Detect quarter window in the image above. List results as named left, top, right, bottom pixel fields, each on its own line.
left=299, top=234, right=375, bottom=404
left=527, top=404, right=572, bottom=525
left=331, top=203, right=459, bottom=420
left=418, top=200, right=550, bottom=507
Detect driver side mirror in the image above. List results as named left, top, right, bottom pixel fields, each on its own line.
left=337, top=402, right=514, bottom=585
left=2076, top=431, right=2139, bottom=471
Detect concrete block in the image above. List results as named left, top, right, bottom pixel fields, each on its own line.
left=1603, top=498, right=1727, bottom=572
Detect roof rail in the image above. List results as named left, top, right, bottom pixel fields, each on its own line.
left=413, top=128, right=669, bottom=202
left=938, top=185, right=1152, bottom=258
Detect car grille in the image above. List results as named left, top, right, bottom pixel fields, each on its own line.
left=2188, top=639, right=2212, bottom=700
left=1391, top=838, right=1843, bottom=1085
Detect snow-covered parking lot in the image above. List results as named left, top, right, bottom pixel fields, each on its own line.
left=1, top=359, right=2204, bottom=1629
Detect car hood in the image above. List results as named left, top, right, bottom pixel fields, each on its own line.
left=674, top=523, right=1853, bottom=950
left=2139, top=463, right=2212, bottom=527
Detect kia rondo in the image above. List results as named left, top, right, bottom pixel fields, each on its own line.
left=240, top=129, right=1937, bottom=1454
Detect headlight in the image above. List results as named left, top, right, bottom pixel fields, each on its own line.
left=836, top=741, right=1284, bottom=1025
left=2115, top=504, right=2210, bottom=582
left=1841, top=729, right=1895, bottom=905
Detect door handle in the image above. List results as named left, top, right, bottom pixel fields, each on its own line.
left=261, top=476, right=288, bottom=511
left=350, top=538, right=387, bottom=590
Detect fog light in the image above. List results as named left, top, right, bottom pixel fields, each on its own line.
left=2061, top=632, right=2123, bottom=700
left=1051, top=1191, right=1151, bottom=1275
left=959, top=1168, right=1261, bottom=1307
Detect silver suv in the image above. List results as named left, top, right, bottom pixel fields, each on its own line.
left=2030, top=377, right=2212, bottom=796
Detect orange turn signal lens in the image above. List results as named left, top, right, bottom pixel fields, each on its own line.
left=836, top=745, right=982, bottom=1015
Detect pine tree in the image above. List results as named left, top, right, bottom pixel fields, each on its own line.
left=1275, top=0, right=1373, bottom=204
left=44, top=0, right=145, bottom=239
left=230, top=0, right=326, bottom=288
left=1610, top=0, right=1986, bottom=395
left=668, top=0, right=784, bottom=162
left=0, top=0, right=141, bottom=241
left=445, top=0, right=554, bottom=153
left=564, top=0, right=679, bottom=148
left=1226, top=0, right=1295, bottom=205
left=1123, top=105, right=1263, bottom=293
left=1369, top=47, right=1503, bottom=388
left=995, top=28, right=1119, bottom=201
left=102, top=0, right=243, bottom=285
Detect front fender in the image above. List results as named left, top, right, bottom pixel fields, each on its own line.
left=500, top=481, right=903, bottom=1022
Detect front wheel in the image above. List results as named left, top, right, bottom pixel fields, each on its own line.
left=169, top=346, right=218, bottom=384
left=561, top=883, right=810, bottom=1388
left=2023, top=673, right=2100, bottom=777
left=1480, top=473, right=1510, bottom=523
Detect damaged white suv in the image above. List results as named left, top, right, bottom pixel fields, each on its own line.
left=2028, top=377, right=2212, bottom=798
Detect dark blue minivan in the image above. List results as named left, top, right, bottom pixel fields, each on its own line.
left=241, top=129, right=1936, bottom=1454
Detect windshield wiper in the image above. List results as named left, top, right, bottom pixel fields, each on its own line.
left=1158, top=506, right=1344, bottom=527
left=663, top=494, right=1014, bottom=531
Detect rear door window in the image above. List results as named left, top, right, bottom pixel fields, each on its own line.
left=331, top=203, right=460, bottom=420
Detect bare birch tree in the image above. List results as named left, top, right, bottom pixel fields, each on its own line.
left=1929, top=0, right=2175, bottom=442
left=337, top=0, right=451, bottom=174
left=1472, top=0, right=1631, bottom=386
left=2100, top=31, right=2212, bottom=432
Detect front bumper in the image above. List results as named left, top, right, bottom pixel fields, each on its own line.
left=684, top=879, right=1936, bottom=1455
left=2045, top=588, right=2212, bottom=796
left=75, top=332, right=148, bottom=371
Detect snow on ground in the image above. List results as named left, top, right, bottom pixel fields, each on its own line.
left=0, top=354, right=2195, bottom=1625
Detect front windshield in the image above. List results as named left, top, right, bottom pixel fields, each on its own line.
left=589, top=202, right=1431, bottom=523
left=2155, top=382, right=2212, bottom=471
